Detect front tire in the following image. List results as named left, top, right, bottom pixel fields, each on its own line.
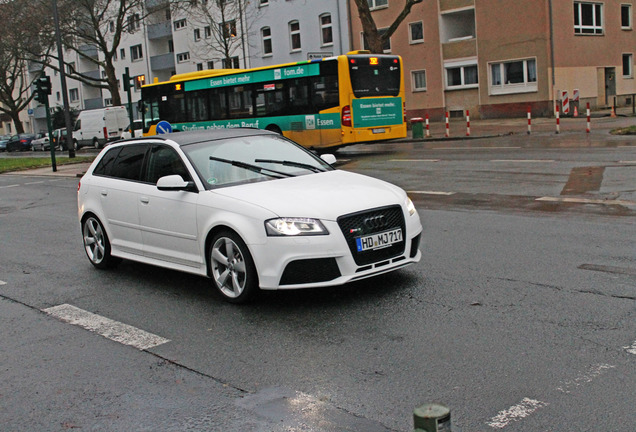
left=82, top=215, right=119, bottom=269
left=93, top=138, right=100, bottom=149
left=209, top=230, right=258, bottom=303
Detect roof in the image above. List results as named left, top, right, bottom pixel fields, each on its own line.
left=126, top=128, right=278, bottom=147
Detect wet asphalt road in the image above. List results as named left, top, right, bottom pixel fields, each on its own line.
left=1, top=130, right=635, bottom=431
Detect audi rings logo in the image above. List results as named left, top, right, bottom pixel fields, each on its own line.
left=363, top=215, right=387, bottom=230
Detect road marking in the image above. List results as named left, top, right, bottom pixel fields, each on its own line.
left=624, top=341, right=636, bottom=355
left=0, top=280, right=6, bottom=285
left=487, top=398, right=548, bottom=429
left=43, top=303, right=170, bottom=350
left=390, top=159, right=441, bottom=162
left=434, top=146, right=521, bottom=150
left=25, top=181, right=45, bottom=185
left=408, top=190, right=456, bottom=196
left=619, top=160, right=636, bottom=164
left=555, top=364, right=616, bottom=394
left=536, top=196, right=636, bottom=206
left=0, top=184, right=19, bottom=189
left=490, top=159, right=555, bottom=163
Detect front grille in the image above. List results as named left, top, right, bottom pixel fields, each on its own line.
left=337, top=205, right=406, bottom=266
left=280, top=258, right=341, bottom=285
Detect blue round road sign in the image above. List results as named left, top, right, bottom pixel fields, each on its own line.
left=155, top=121, right=173, bottom=134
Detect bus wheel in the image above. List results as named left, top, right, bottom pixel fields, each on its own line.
left=265, top=125, right=282, bottom=135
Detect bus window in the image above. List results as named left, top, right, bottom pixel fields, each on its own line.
left=209, top=88, right=228, bottom=120
left=312, top=74, right=339, bottom=111
left=348, top=55, right=401, bottom=98
left=186, top=90, right=209, bottom=122
left=229, top=86, right=253, bottom=119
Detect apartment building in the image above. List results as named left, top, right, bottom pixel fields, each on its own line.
left=24, top=0, right=350, bottom=135
left=349, top=0, right=636, bottom=120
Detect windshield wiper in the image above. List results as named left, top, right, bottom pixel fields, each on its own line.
left=209, top=156, right=293, bottom=178
left=254, top=158, right=326, bottom=173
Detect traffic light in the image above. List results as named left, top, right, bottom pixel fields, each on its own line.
left=33, top=75, right=51, bottom=103
left=122, top=67, right=135, bottom=91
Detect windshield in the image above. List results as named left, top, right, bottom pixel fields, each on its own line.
left=348, top=55, right=401, bottom=98
left=182, top=134, right=334, bottom=189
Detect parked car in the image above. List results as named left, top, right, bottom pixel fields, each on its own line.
left=73, top=106, right=128, bottom=149
left=6, top=133, right=36, bottom=152
left=120, top=119, right=144, bottom=139
left=51, top=128, right=69, bottom=150
left=0, top=137, right=8, bottom=152
left=31, top=132, right=50, bottom=151
left=77, top=129, right=422, bottom=303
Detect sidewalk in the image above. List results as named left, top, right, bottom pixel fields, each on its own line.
left=5, top=107, right=635, bottom=178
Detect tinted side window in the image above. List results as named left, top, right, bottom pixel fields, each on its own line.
left=110, top=144, right=148, bottom=181
left=93, top=147, right=121, bottom=177
left=145, top=145, right=191, bottom=184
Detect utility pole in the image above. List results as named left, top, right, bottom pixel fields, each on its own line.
left=52, top=0, right=75, bottom=157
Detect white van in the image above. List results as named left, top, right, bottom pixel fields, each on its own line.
left=73, top=106, right=129, bottom=149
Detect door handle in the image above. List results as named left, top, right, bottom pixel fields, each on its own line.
left=140, top=196, right=150, bottom=204
left=100, top=190, right=107, bottom=197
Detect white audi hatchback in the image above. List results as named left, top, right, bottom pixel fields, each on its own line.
left=78, top=129, right=422, bottom=303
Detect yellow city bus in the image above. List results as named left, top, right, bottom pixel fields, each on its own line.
left=140, top=52, right=406, bottom=150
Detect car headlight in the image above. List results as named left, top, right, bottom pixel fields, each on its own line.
left=265, top=217, right=329, bottom=236
left=406, top=197, right=417, bottom=216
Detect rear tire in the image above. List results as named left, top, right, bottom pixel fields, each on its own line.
left=93, top=138, right=100, bottom=149
left=82, top=215, right=120, bottom=269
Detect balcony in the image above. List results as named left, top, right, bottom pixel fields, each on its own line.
left=79, top=44, right=99, bottom=59
left=442, top=38, right=477, bottom=60
left=439, top=0, right=474, bottom=13
left=151, top=52, right=175, bottom=71
left=148, top=21, right=172, bottom=40
left=84, top=98, right=104, bottom=110
left=146, top=0, right=169, bottom=11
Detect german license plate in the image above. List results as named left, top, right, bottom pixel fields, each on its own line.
left=356, top=228, right=402, bottom=252
left=372, top=128, right=385, bottom=134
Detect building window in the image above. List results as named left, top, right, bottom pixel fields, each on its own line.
left=320, top=14, right=333, bottom=46
left=361, top=28, right=391, bottom=52
left=120, top=48, right=125, bottom=59
left=130, top=44, right=143, bottom=61
left=204, top=26, right=211, bottom=38
left=196, top=63, right=203, bottom=71
left=177, top=52, right=190, bottom=63
left=194, top=28, right=201, bottom=41
left=289, top=20, right=301, bottom=51
left=412, top=70, right=427, bottom=91
left=69, top=88, right=79, bottom=102
left=622, top=4, right=633, bottom=29
left=168, top=39, right=174, bottom=53
left=223, top=56, right=240, bottom=69
left=113, top=50, right=118, bottom=61
left=104, top=98, right=112, bottom=106
left=574, top=2, right=603, bottom=35
left=262, top=27, right=272, bottom=55
left=409, top=21, right=424, bottom=43
left=623, top=53, right=634, bottom=78
left=109, top=21, right=115, bottom=33
left=445, top=60, right=478, bottom=89
left=207, top=61, right=215, bottom=69
left=221, top=20, right=237, bottom=39
left=368, top=0, right=388, bottom=10
left=260, top=0, right=269, bottom=5
left=174, top=18, right=187, bottom=30
left=128, top=13, right=140, bottom=33
left=489, top=58, right=538, bottom=95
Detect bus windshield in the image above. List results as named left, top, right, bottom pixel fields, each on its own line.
left=348, top=55, right=401, bottom=98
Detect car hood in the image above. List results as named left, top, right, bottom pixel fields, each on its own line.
left=211, top=170, right=407, bottom=220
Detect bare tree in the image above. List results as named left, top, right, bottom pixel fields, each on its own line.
left=0, top=0, right=50, bottom=133
left=181, top=0, right=256, bottom=69
left=50, top=0, right=171, bottom=106
left=352, top=0, right=422, bottom=53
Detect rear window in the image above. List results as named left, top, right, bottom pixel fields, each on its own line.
left=348, top=55, right=401, bottom=98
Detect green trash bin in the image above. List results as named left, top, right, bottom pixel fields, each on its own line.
left=410, top=117, right=424, bottom=139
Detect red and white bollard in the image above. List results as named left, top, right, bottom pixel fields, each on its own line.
left=445, top=112, right=450, bottom=137
left=586, top=102, right=591, bottom=133
left=527, top=107, right=532, bottom=135
left=466, top=110, right=470, bottom=136
left=555, top=103, right=560, bottom=134
left=425, top=113, right=430, bottom=138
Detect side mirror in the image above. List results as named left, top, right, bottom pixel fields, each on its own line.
left=320, top=154, right=337, bottom=165
left=156, top=175, right=195, bottom=191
